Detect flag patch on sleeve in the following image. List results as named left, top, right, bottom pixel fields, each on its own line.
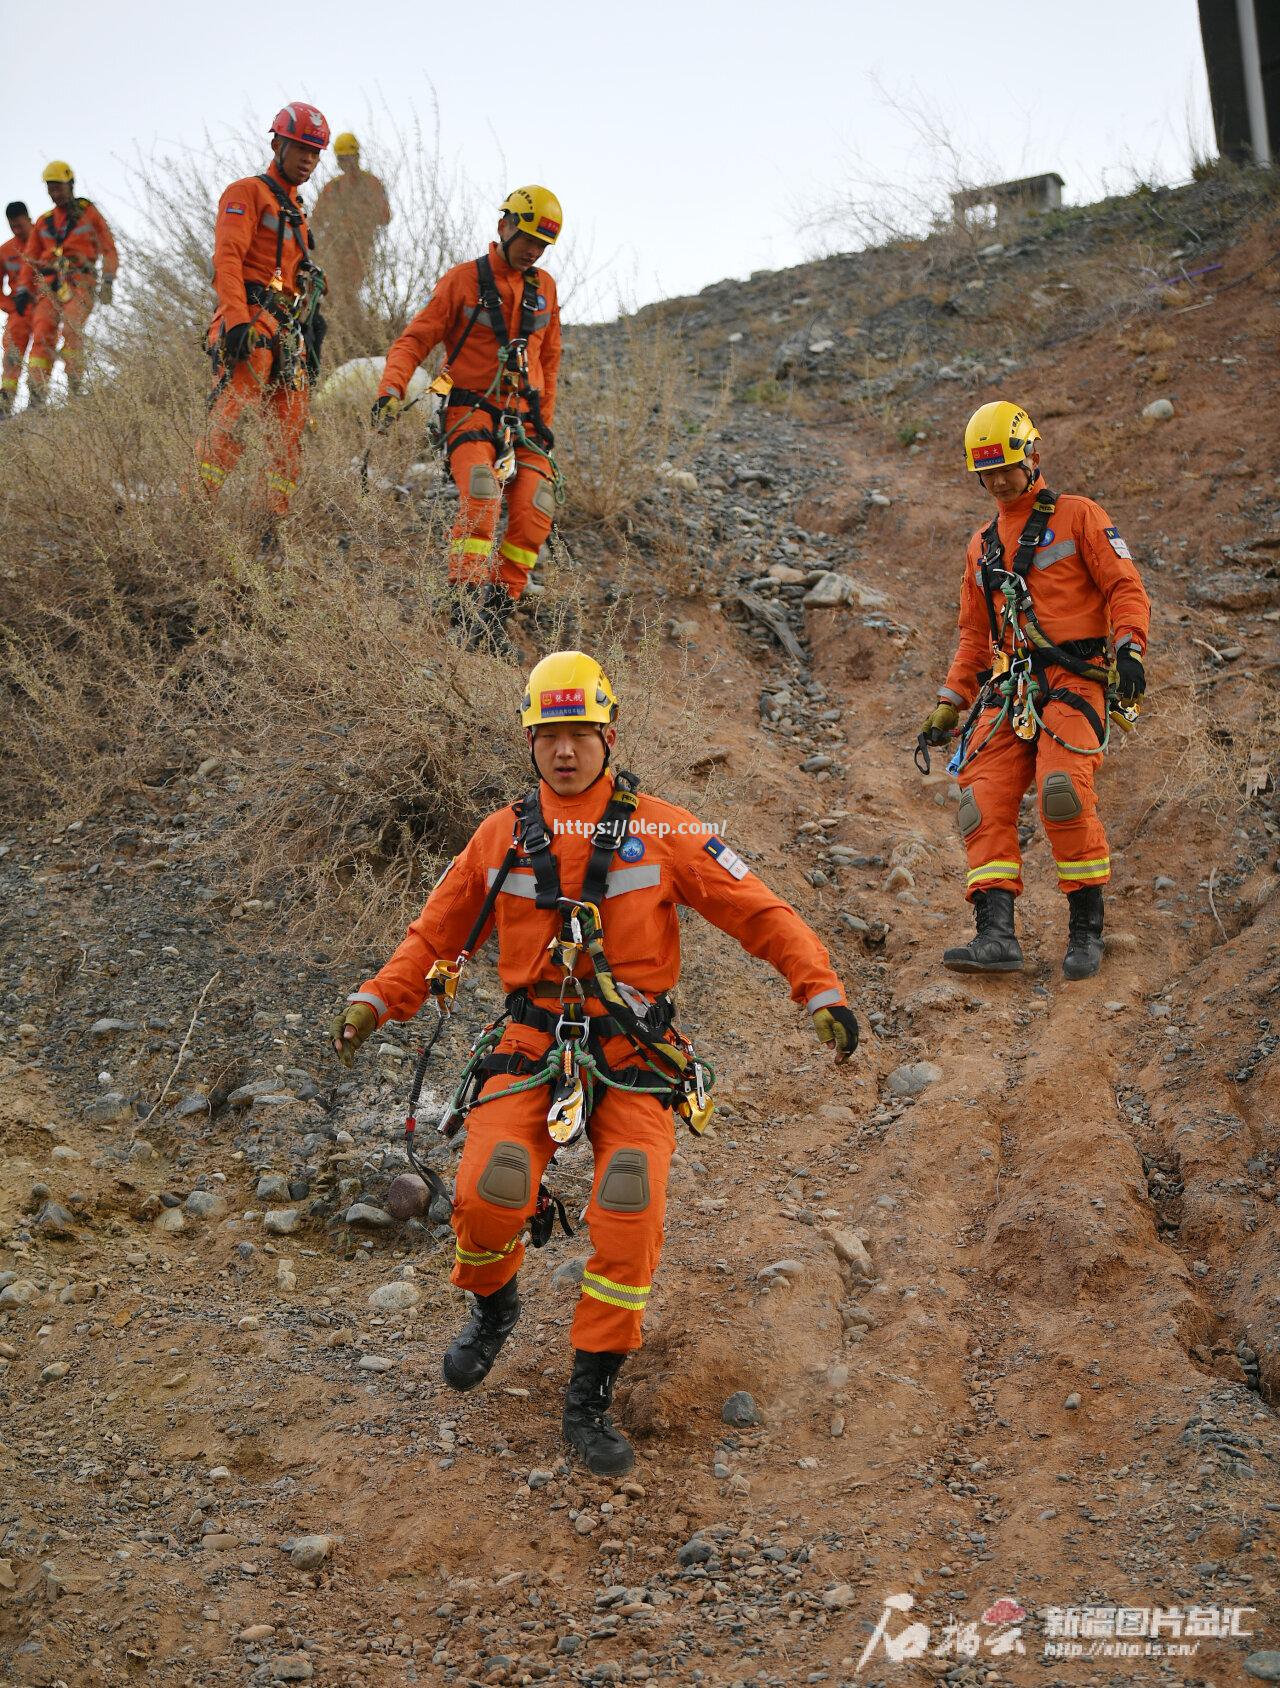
left=1104, top=526, right=1132, bottom=560
left=224, top=204, right=246, bottom=216
left=705, top=836, right=748, bottom=879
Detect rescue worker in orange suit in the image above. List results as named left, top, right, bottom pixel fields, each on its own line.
left=371, top=186, right=563, bottom=651
left=327, top=651, right=859, bottom=1474
left=17, top=163, right=117, bottom=405
left=0, top=201, right=34, bottom=415
left=310, top=131, right=389, bottom=329
left=920, top=402, right=1150, bottom=980
left=195, top=103, right=330, bottom=533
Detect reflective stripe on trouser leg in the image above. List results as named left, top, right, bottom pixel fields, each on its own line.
left=1036, top=677, right=1108, bottom=895
left=450, top=1035, right=558, bottom=1296
left=448, top=437, right=502, bottom=584
left=571, top=1040, right=675, bottom=1354
left=958, top=712, right=1033, bottom=900
left=195, top=349, right=273, bottom=498
left=496, top=454, right=555, bottom=598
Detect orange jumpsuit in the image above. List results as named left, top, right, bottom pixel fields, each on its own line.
left=311, top=167, right=389, bottom=307
left=379, top=243, right=561, bottom=599
left=196, top=164, right=316, bottom=517
left=351, top=774, right=846, bottom=1352
left=21, top=200, right=117, bottom=396
left=940, top=481, right=1151, bottom=899
left=1, top=234, right=32, bottom=401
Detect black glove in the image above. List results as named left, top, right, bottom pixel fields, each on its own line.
left=221, top=322, right=252, bottom=364
left=1115, top=647, right=1146, bottom=701
left=371, top=393, right=401, bottom=432
left=12, top=288, right=31, bottom=317
left=813, top=1004, right=860, bottom=1060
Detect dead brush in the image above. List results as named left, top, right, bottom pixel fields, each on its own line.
left=1126, top=651, right=1280, bottom=835
left=555, top=316, right=711, bottom=529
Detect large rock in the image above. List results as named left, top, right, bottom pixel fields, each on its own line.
left=367, top=1281, right=421, bottom=1312
left=344, top=1203, right=393, bottom=1229
left=264, top=1208, right=302, bottom=1236
left=887, top=1061, right=942, bottom=1097
left=384, top=1174, right=430, bottom=1220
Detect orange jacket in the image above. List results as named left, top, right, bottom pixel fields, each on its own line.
left=941, top=480, right=1151, bottom=708
left=20, top=199, right=117, bottom=291
left=312, top=168, right=391, bottom=242
left=351, top=773, right=845, bottom=1026
left=379, top=242, right=561, bottom=424
left=210, top=162, right=312, bottom=333
left=0, top=236, right=24, bottom=312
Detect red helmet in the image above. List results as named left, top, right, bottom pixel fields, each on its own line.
left=269, top=103, right=330, bottom=151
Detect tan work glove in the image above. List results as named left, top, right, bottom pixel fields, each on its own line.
left=98, top=276, right=114, bottom=306
left=921, top=701, right=959, bottom=746
left=327, top=1002, right=377, bottom=1068
left=813, top=1005, right=860, bottom=1062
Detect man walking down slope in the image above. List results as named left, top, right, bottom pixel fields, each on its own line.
left=372, top=186, right=563, bottom=652
left=327, top=651, right=859, bottom=1475
left=195, top=103, right=330, bottom=543
left=920, top=402, right=1150, bottom=980
left=17, top=163, right=117, bottom=405
left=0, top=201, right=34, bottom=415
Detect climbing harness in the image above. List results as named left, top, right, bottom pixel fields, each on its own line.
left=428, top=254, right=564, bottom=504
left=35, top=201, right=94, bottom=304
left=914, top=488, right=1141, bottom=778
left=397, top=772, right=715, bottom=1247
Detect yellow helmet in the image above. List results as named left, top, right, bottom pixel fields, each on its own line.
left=521, top=651, right=618, bottom=729
left=501, top=184, right=563, bottom=246
left=333, top=131, right=360, bottom=157
left=42, top=160, right=75, bottom=184
left=964, top=400, right=1040, bottom=473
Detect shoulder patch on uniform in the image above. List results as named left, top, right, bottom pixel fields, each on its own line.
left=704, top=836, right=748, bottom=880
left=224, top=204, right=247, bottom=216
left=1104, top=525, right=1132, bottom=560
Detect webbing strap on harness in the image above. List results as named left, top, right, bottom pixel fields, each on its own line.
left=440, top=254, right=554, bottom=455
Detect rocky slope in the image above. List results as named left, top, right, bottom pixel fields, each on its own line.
left=2, top=169, right=1279, bottom=1687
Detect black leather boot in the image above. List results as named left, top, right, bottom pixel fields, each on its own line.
left=942, top=888, right=1024, bottom=973
left=1062, top=887, right=1104, bottom=980
left=562, top=1350, right=634, bottom=1476
left=471, top=584, right=518, bottom=658
left=442, top=1275, right=521, bottom=1392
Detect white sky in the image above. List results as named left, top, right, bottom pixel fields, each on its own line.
left=5, top=0, right=1213, bottom=318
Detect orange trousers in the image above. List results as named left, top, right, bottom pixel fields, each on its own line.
left=196, top=343, right=309, bottom=516
left=1, top=310, right=32, bottom=396
left=958, top=667, right=1110, bottom=899
left=447, top=435, right=556, bottom=601
left=451, top=1022, right=675, bottom=1353
left=27, top=275, right=95, bottom=394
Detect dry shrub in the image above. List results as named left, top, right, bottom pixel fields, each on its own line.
left=0, top=105, right=730, bottom=952
left=555, top=316, right=709, bottom=528
left=1129, top=652, right=1280, bottom=827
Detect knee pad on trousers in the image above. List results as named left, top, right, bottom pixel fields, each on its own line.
left=532, top=477, right=557, bottom=520
left=597, top=1149, right=650, bottom=1213
left=1041, top=771, right=1083, bottom=822
left=476, top=1141, right=531, bottom=1209
left=957, top=787, right=982, bottom=838
left=468, top=463, right=501, bottom=500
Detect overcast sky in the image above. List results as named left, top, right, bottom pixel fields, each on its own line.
left=4, top=0, right=1213, bottom=318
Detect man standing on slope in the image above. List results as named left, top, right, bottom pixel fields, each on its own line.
left=195, top=103, right=329, bottom=541
left=327, top=651, right=859, bottom=1474
left=0, top=201, right=34, bottom=415
left=311, top=130, right=390, bottom=336
left=920, top=402, right=1150, bottom=980
left=371, top=186, right=563, bottom=651
left=16, top=163, right=117, bottom=405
